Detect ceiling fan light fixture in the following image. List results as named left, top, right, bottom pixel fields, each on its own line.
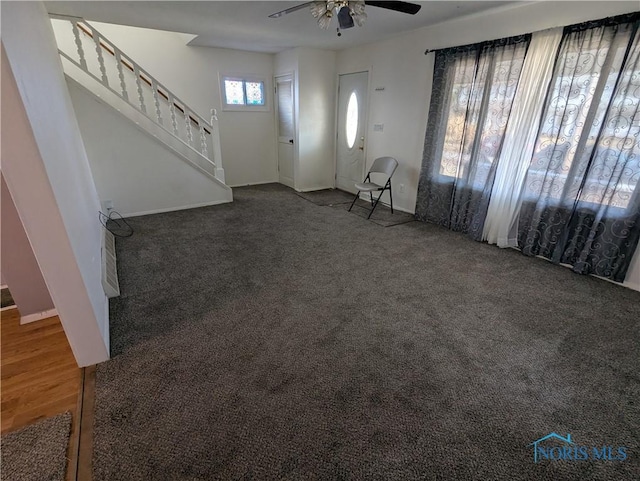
left=270, top=1, right=421, bottom=29
left=349, top=1, right=366, bottom=15
left=310, top=2, right=328, bottom=18
left=349, top=1, right=367, bottom=27
left=317, top=11, right=333, bottom=29
left=351, top=10, right=367, bottom=27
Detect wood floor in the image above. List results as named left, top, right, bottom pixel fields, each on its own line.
left=1, top=305, right=98, bottom=481
left=1, top=308, right=81, bottom=434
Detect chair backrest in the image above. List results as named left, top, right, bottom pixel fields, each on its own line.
left=369, top=157, right=398, bottom=178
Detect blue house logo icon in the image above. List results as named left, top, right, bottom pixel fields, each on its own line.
left=529, top=433, right=573, bottom=463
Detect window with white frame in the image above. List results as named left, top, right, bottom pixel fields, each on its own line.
left=221, top=75, right=267, bottom=111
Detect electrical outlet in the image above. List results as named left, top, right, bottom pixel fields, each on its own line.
left=104, top=200, right=114, bottom=212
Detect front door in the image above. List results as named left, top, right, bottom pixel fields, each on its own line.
left=336, top=71, right=368, bottom=193
left=275, top=74, right=295, bottom=188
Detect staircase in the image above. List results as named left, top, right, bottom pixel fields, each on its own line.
left=49, top=15, right=229, bottom=190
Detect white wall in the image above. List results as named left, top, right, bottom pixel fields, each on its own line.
left=297, top=48, right=337, bottom=192
left=1, top=1, right=110, bottom=365
left=274, top=47, right=336, bottom=192
left=67, top=79, right=232, bottom=217
left=1, top=173, right=56, bottom=323
left=336, top=0, right=640, bottom=214
left=79, top=21, right=278, bottom=188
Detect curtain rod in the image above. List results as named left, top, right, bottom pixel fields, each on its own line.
left=423, top=14, right=639, bottom=56
left=423, top=34, right=532, bottom=55
left=423, top=26, right=557, bottom=55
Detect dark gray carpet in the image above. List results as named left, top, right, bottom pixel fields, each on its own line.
left=296, top=188, right=354, bottom=206
left=296, top=188, right=414, bottom=226
left=336, top=198, right=416, bottom=227
left=1, top=412, right=71, bottom=481
left=95, top=183, right=640, bottom=480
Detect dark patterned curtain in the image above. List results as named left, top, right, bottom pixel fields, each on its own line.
left=518, top=14, right=640, bottom=282
left=415, top=35, right=530, bottom=240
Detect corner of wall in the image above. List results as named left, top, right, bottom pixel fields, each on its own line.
left=2, top=2, right=109, bottom=366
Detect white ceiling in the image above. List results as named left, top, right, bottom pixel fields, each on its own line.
left=45, top=1, right=515, bottom=53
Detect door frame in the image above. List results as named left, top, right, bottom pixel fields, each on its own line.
left=334, top=68, right=372, bottom=190
left=274, top=71, right=297, bottom=188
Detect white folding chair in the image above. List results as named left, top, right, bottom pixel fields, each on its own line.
left=348, top=157, right=398, bottom=219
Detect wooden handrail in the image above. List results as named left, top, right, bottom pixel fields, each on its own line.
left=76, top=23, right=211, bottom=135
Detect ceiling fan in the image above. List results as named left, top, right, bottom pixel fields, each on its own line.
left=269, top=1, right=422, bottom=32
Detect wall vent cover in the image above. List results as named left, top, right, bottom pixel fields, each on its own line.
left=101, top=228, right=120, bottom=298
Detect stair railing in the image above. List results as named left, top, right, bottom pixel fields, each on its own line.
left=50, top=15, right=218, bottom=171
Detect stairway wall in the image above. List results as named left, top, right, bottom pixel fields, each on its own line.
left=68, top=78, right=232, bottom=217
left=67, top=21, right=278, bottom=188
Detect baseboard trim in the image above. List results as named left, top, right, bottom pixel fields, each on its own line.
left=76, top=365, right=96, bottom=481
left=20, top=308, right=58, bottom=325
left=506, top=247, right=640, bottom=293
left=356, top=193, right=415, bottom=215
left=227, top=180, right=279, bottom=188
left=590, top=270, right=639, bottom=292
left=296, top=185, right=335, bottom=193
left=66, top=368, right=84, bottom=481
left=121, top=199, right=232, bottom=218
left=622, top=281, right=640, bottom=292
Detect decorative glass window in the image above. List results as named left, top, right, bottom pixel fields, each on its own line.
left=245, top=81, right=265, bottom=105
left=224, top=79, right=245, bottom=105
left=221, top=76, right=267, bottom=110
left=346, top=92, right=358, bottom=149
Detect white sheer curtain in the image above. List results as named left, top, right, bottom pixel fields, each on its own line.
left=482, top=28, right=563, bottom=247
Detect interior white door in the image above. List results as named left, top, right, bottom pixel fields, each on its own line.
left=276, top=75, right=295, bottom=188
left=336, top=71, right=369, bottom=193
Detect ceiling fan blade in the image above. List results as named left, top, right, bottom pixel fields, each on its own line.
left=269, top=2, right=314, bottom=18
left=364, top=1, right=422, bottom=15
left=338, top=7, right=355, bottom=29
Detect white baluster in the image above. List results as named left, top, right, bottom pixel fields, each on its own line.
left=169, top=97, right=179, bottom=136
left=184, top=109, right=194, bottom=146
left=210, top=109, right=225, bottom=182
left=114, top=51, right=128, bottom=101
left=151, top=80, right=163, bottom=125
left=133, top=66, right=146, bottom=113
left=92, top=31, right=109, bottom=86
left=210, top=109, right=218, bottom=162
left=200, top=124, right=208, bottom=158
left=71, top=21, right=87, bottom=70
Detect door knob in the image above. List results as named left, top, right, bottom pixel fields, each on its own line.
left=289, top=139, right=294, bottom=144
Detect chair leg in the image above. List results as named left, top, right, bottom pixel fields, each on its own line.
left=370, top=191, right=374, bottom=206
left=348, top=191, right=360, bottom=212
left=368, top=190, right=383, bottom=219
left=389, top=182, right=394, bottom=214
